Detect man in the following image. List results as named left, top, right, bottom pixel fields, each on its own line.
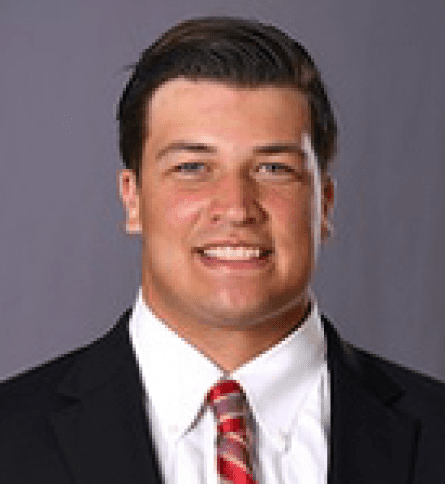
left=1, top=16, right=444, bottom=484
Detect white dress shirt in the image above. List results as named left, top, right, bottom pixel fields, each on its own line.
left=129, top=287, right=330, bottom=484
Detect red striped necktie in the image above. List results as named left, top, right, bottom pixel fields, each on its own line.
left=207, top=379, right=257, bottom=484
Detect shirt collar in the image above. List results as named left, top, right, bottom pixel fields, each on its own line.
left=129, top=287, right=222, bottom=439
left=129, top=286, right=326, bottom=445
left=233, top=301, right=327, bottom=447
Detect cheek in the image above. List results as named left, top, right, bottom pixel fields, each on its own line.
left=268, top=189, right=312, bottom=234
left=152, top=189, right=204, bottom=230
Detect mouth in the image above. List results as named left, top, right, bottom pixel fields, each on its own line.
left=193, top=245, right=274, bottom=272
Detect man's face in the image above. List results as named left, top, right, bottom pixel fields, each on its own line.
left=121, top=78, right=333, bottom=330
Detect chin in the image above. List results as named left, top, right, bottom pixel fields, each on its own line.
left=194, top=297, right=282, bottom=329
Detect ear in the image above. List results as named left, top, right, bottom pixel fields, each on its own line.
left=321, top=175, right=335, bottom=242
left=118, top=169, right=142, bottom=234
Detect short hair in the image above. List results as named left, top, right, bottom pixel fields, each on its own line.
left=117, top=16, right=337, bottom=182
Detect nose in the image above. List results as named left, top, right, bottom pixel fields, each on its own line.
left=210, top=170, right=264, bottom=226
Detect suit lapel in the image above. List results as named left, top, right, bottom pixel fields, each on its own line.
left=50, top=309, right=163, bottom=484
left=323, top=317, right=419, bottom=484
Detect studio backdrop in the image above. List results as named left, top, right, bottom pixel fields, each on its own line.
left=1, top=0, right=444, bottom=382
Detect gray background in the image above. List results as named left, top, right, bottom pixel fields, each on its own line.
left=1, top=0, right=444, bottom=382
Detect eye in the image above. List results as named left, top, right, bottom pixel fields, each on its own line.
left=173, top=162, right=207, bottom=175
left=175, top=162, right=205, bottom=172
left=257, top=163, right=295, bottom=175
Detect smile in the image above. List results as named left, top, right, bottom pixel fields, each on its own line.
left=194, top=245, right=274, bottom=272
left=198, top=246, right=271, bottom=260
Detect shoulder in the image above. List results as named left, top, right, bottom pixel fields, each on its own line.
left=0, top=309, right=134, bottom=478
left=353, top=343, right=445, bottom=414
left=0, top=336, right=98, bottom=419
left=0, top=340, right=96, bottom=477
left=0, top=307, right=132, bottom=421
left=322, top=314, right=445, bottom=417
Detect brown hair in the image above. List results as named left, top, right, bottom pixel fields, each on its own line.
left=117, top=16, right=337, bottom=182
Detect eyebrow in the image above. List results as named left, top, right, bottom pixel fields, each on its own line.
left=155, top=142, right=217, bottom=161
left=155, top=141, right=306, bottom=161
left=255, top=143, right=306, bottom=158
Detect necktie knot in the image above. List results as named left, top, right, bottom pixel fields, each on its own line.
left=207, top=379, right=243, bottom=402
left=207, top=379, right=247, bottom=420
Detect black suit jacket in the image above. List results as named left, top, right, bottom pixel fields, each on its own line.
left=1, top=309, right=445, bottom=483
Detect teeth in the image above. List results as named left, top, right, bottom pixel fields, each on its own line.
left=200, top=246, right=267, bottom=260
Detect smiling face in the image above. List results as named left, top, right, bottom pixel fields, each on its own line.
left=120, top=78, right=333, bottom=331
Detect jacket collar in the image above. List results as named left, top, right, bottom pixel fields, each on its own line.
left=322, top=315, right=419, bottom=484
left=50, top=309, right=419, bottom=484
left=50, top=308, right=164, bottom=484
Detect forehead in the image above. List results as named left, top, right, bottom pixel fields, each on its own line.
left=146, top=78, right=311, bottom=142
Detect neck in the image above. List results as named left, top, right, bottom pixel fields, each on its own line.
left=141, top=286, right=311, bottom=372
